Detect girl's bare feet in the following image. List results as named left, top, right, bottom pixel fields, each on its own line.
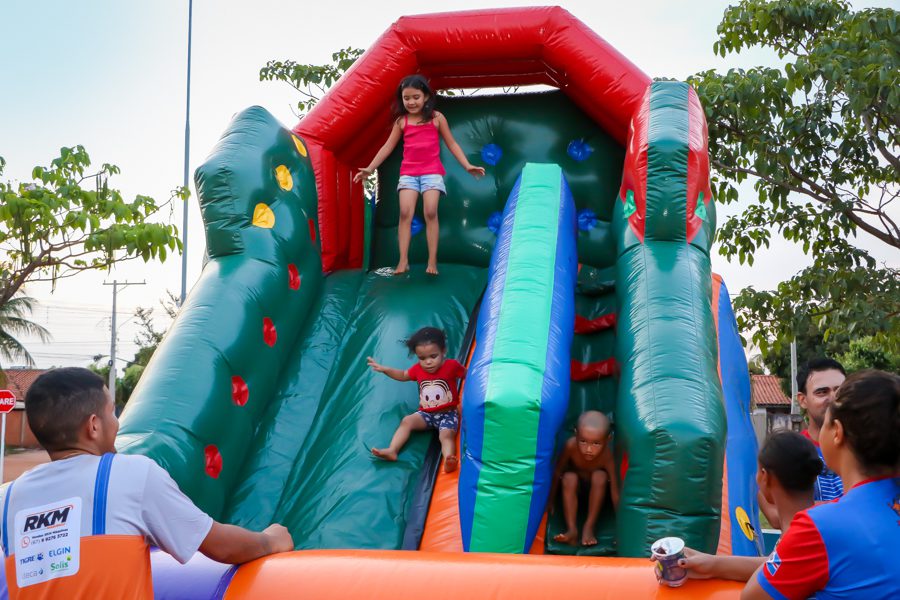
left=553, top=530, right=578, bottom=546
left=426, top=263, right=439, bottom=275
left=444, top=455, right=458, bottom=473
left=393, top=262, right=409, bottom=275
left=372, top=448, right=398, bottom=461
left=581, top=529, right=598, bottom=546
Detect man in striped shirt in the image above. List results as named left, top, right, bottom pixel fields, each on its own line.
left=796, top=358, right=846, bottom=502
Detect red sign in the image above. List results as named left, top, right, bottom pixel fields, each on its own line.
left=0, top=390, right=16, bottom=414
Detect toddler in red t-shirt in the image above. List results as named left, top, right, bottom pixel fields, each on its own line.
left=367, top=326, right=466, bottom=473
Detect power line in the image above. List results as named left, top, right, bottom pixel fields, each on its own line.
left=102, top=280, right=145, bottom=400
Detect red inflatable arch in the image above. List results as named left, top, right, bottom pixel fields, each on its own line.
left=293, top=6, right=651, bottom=272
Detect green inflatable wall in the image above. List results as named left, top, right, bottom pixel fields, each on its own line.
left=612, top=83, right=725, bottom=555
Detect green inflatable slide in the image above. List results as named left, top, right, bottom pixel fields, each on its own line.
left=119, top=86, right=726, bottom=557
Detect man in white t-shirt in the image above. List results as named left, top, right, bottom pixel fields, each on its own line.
left=0, top=367, right=293, bottom=599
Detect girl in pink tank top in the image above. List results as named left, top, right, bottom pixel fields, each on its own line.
left=354, top=75, right=485, bottom=275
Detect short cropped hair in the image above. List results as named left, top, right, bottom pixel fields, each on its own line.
left=405, top=327, right=447, bottom=355
left=577, top=411, right=611, bottom=435
left=25, top=367, right=108, bottom=451
left=830, top=370, right=900, bottom=472
left=797, top=357, right=845, bottom=394
left=758, top=430, right=821, bottom=494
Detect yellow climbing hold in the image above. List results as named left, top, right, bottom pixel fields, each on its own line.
left=252, top=203, right=275, bottom=229
left=735, top=506, right=755, bottom=541
left=292, top=135, right=308, bottom=157
left=275, top=165, right=293, bottom=191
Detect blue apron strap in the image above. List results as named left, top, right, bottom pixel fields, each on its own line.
left=92, top=453, right=114, bottom=535
left=2, top=480, right=14, bottom=557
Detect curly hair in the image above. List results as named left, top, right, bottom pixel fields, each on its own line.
left=829, top=369, right=900, bottom=472
left=404, top=326, right=446, bottom=355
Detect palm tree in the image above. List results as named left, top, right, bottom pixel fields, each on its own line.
left=0, top=294, right=51, bottom=386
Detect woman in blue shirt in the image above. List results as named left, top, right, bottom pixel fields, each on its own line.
left=743, top=370, right=900, bottom=600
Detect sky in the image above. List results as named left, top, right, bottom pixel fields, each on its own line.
left=1, top=0, right=897, bottom=371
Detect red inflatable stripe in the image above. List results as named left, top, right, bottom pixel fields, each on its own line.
left=574, top=313, right=616, bottom=334
left=686, top=86, right=713, bottom=243
left=570, top=358, right=618, bottom=381
left=618, top=89, right=651, bottom=243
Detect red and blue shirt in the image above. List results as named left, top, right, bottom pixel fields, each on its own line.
left=758, top=476, right=900, bottom=600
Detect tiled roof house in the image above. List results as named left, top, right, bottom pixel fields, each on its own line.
left=751, top=374, right=791, bottom=408
left=0, top=367, right=47, bottom=448
left=2, top=368, right=46, bottom=400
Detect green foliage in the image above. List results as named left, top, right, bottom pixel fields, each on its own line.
left=260, top=47, right=364, bottom=116
left=0, top=146, right=183, bottom=307
left=0, top=294, right=50, bottom=384
left=750, top=311, right=851, bottom=396
left=837, top=336, right=900, bottom=373
left=747, top=353, right=766, bottom=375
left=689, top=0, right=899, bottom=352
left=735, top=249, right=900, bottom=358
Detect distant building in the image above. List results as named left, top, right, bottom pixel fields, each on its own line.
left=750, top=374, right=806, bottom=444
left=1, top=367, right=46, bottom=448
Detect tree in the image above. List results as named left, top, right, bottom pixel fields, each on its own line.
left=837, top=336, right=900, bottom=373
left=260, top=47, right=364, bottom=117
left=688, top=0, right=899, bottom=357
left=0, top=294, right=50, bottom=386
left=0, top=147, right=184, bottom=307
left=747, top=353, right=767, bottom=375
left=758, top=313, right=853, bottom=396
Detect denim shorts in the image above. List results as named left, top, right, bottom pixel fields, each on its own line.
left=397, top=174, right=446, bottom=195
left=417, top=409, right=459, bottom=431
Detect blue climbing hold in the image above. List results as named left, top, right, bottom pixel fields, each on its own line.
left=577, top=208, right=598, bottom=231
left=487, top=211, right=503, bottom=235
left=481, top=143, right=503, bottom=166
left=410, top=216, right=424, bottom=236
left=567, top=139, right=593, bottom=162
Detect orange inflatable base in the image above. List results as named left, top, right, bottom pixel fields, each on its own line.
left=224, top=550, right=743, bottom=599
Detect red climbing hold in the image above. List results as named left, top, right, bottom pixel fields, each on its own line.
left=574, top=313, right=617, bottom=334
left=263, top=317, right=277, bottom=347
left=570, top=358, right=618, bottom=381
left=231, top=375, right=249, bottom=406
left=288, top=263, right=301, bottom=290
left=308, top=218, right=317, bottom=243
left=205, top=445, right=222, bottom=479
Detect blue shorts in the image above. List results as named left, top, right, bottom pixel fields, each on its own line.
left=398, top=174, right=446, bottom=195
left=417, top=409, right=458, bottom=431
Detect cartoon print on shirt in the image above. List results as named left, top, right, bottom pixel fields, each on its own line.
left=419, top=379, right=452, bottom=410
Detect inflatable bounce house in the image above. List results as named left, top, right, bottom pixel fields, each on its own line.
left=14, top=7, right=767, bottom=598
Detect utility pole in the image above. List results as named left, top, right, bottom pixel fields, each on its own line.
left=103, top=280, right=146, bottom=400
left=790, top=339, right=799, bottom=415
left=180, top=0, right=194, bottom=306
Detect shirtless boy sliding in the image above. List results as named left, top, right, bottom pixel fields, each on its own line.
left=550, top=411, right=620, bottom=546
